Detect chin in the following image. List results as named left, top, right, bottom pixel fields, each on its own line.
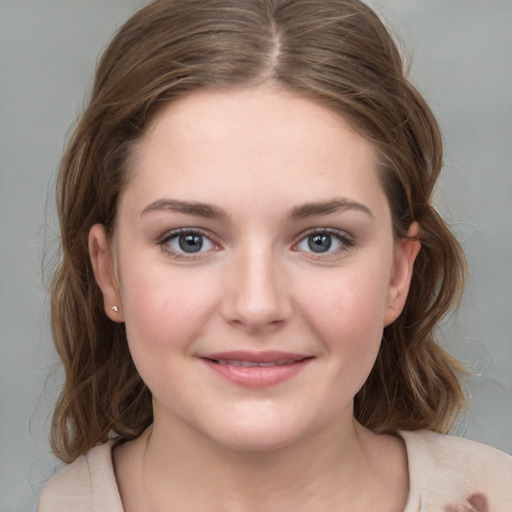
left=195, top=407, right=329, bottom=454
left=209, top=426, right=304, bottom=453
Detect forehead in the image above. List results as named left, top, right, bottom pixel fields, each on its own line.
left=122, top=87, right=388, bottom=220
left=133, top=88, right=378, bottom=170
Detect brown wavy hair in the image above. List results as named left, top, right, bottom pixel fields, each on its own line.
left=50, top=0, right=467, bottom=463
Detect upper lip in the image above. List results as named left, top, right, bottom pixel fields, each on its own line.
left=200, top=351, right=312, bottom=364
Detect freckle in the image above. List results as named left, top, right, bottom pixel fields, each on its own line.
left=468, top=493, right=488, bottom=512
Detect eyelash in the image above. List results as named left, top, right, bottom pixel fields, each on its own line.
left=292, top=228, right=354, bottom=259
left=158, top=227, right=354, bottom=261
left=158, top=228, right=219, bottom=260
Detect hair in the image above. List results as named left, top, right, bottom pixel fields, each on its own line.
left=50, top=0, right=467, bottom=463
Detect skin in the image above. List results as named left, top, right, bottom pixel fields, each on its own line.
left=89, top=87, right=420, bottom=511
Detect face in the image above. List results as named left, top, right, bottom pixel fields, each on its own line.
left=90, top=88, right=419, bottom=451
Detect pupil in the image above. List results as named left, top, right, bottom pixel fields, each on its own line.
left=179, top=234, right=203, bottom=253
left=308, top=234, right=331, bottom=253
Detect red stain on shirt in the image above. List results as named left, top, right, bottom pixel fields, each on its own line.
left=444, top=493, right=488, bottom=512
left=467, top=493, right=488, bottom=512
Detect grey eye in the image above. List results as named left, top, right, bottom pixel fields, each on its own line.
left=178, top=233, right=204, bottom=253
left=307, top=234, right=332, bottom=253
left=165, top=231, right=216, bottom=254
left=295, top=230, right=349, bottom=255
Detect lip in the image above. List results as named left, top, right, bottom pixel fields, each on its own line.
left=200, top=351, right=313, bottom=388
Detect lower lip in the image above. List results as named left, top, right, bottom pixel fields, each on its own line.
left=202, top=359, right=311, bottom=388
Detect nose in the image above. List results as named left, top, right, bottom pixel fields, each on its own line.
left=221, top=242, right=292, bottom=332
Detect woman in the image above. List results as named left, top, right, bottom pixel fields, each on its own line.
left=38, top=0, right=512, bottom=510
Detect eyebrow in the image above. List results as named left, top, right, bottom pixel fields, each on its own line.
left=141, top=199, right=230, bottom=220
left=288, top=198, right=374, bottom=220
left=141, top=197, right=373, bottom=221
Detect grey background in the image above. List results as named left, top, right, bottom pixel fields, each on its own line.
left=1, top=1, right=511, bottom=510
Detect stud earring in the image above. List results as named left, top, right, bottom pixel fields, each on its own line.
left=111, top=306, right=119, bottom=312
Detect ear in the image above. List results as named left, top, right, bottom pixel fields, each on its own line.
left=384, top=222, right=421, bottom=326
left=89, top=223, right=124, bottom=322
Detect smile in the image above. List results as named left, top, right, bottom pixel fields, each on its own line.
left=200, top=351, right=313, bottom=388
left=215, top=359, right=299, bottom=367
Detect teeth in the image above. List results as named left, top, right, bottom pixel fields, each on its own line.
left=216, top=359, right=293, bottom=367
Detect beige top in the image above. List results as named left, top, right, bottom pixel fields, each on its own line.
left=38, top=430, right=512, bottom=511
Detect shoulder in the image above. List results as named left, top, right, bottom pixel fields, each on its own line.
left=399, top=430, right=512, bottom=512
left=37, top=441, right=123, bottom=512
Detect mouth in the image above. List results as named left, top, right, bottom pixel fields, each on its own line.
left=213, top=359, right=303, bottom=368
left=200, top=351, right=313, bottom=388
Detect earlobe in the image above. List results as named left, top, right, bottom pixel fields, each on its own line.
left=89, top=223, right=124, bottom=322
left=384, top=222, right=421, bottom=326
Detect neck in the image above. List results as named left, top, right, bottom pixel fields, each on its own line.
left=124, top=412, right=407, bottom=512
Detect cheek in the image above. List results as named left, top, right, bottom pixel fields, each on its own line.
left=303, top=266, right=390, bottom=329
left=296, top=261, right=391, bottom=368
left=117, top=266, right=220, bottom=400
left=118, top=263, right=218, bottom=354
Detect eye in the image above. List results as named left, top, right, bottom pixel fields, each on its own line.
left=161, top=229, right=217, bottom=257
left=294, top=229, right=353, bottom=255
